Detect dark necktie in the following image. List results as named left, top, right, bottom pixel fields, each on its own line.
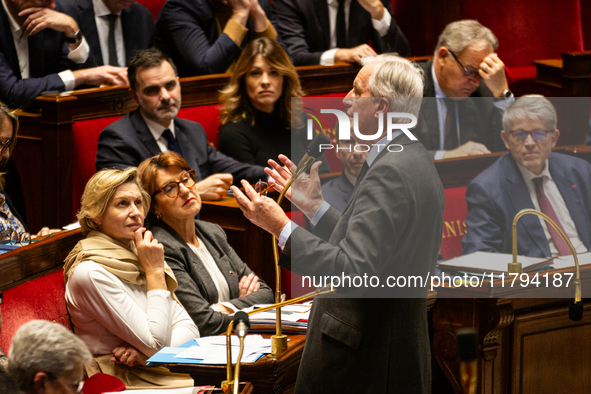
left=533, top=177, right=572, bottom=255
left=336, top=0, right=347, bottom=48
left=162, top=129, right=182, bottom=156
left=443, top=98, right=459, bottom=150
left=107, top=14, right=119, bottom=67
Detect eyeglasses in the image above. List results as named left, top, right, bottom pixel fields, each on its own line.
left=0, top=138, right=11, bottom=155
left=448, top=50, right=480, bottom=79
left=154, top=169, right=197, bottom=198
left=509, top=129, right=550, bottom=143
left=47, top=373, right=84, bottom=393
left=0, top=229, right=30, bottom=245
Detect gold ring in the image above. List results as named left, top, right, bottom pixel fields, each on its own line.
left=124, top=352, right=131, bottom=357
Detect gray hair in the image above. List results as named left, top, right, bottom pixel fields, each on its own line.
left=361, top=55, right=424, bottom=120
left=502, top=95, right=557, bottom=132
left=434, top=20, right=498, bottom=58
left=8, top=320, right=91, bottom=392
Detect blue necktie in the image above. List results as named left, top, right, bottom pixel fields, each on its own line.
left=162, top=129, right=182, bottom=155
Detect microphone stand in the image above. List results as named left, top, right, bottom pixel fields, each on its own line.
left=510, top=208, right=583, bottom=320
left=222, top=286, right=335, bottom=393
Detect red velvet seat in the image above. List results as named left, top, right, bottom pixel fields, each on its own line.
left=440, top=186, right=468, bottom=260
left=0, top=270, right=72, bottom=353
left=461, top=0, right=584, bottom=96
left=136, top=0, right=165, bottom=21
left=178, top=104, right=221, bottom=147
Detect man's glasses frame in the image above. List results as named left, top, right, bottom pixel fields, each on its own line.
left=448, top=50, right=480, bottom=79
left=509, top=129, right=550, bottom=143
left=0, top=138, right=11, bottom=155
left=154, top=169, right=197, bottom=198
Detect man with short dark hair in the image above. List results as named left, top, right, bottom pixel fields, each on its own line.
left=0, top=0, right=128, bottom=107
left=463, top=96, right=591, bottom=257
left=414, top=20, right=513, bottom=159
left=96, top=48, right=267, bottom=200
left=58, top=0, right=154, bottom=67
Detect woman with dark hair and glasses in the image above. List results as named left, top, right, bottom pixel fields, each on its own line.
left=0, top=102, right=59, bottom=243
left=138, top=151, right=273, bottom=337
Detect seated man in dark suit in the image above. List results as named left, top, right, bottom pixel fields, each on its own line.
left=321, top=138, right=368, bottom=212
left=272, top=0, right=409, bottom=66
left=96, top=48, right=267, bottom=200
left=414, top=20, right=513, bottom=160
left=0, top=0, right=128, bottom=107
left=463, top=96, right=591, bottom=257
left=58, top=0, right=154, bottom=67
left=153, top=0, right=278, bottom=77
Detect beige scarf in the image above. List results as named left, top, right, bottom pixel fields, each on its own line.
left=63, top=230, right=180, bottom=303
left=64, top=231, right=194, bottom=388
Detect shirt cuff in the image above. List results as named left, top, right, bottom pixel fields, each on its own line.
left=224, top=19, right=249, bottom=46
left=493, top=94, right=515, bottom=110
left=278, top=221, right=298, bottom=248
left=320, top=48, right=339, bottom=65
left=371, top=8, right=391, bottom=37
left=67, top=37, right=90, bottom=64
left=219, top=301, right=239, bottom=313
left=254, top=20, right=277, bottom=41
left=434, top=150, right=446, bottom=160
left=310, top=201, right=330, bottom=227
left=58, top=70, right=75, bottom=91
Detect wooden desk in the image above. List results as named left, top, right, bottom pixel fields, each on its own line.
left=0, top=228, right=82, bottom=292
left=432, top=265, right=591, bottom=393
left=169, top=334, right=306, bottom=394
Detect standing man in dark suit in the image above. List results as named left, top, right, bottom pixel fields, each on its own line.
left=232, top=55, right=444, bottom=393
left=414, top=20, right=514, bottom=159
left=0, top=0, right=128, bottom=107
left=58, top=0, right=154, bottom=67
left=463, top=95, right=591, bottom=257
left=272, top=0, right=409, bottom=66
left=96, top=48, right=267, bottom=200
left=153, top=0, right=278, bottom=77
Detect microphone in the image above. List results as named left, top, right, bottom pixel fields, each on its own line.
left=231, top=312, right=250, bottom=394
left=233, top=311, right=250, bottom=338
left=456, top=328, right=478, bottom=394
left=293, top=133, right=331, bottom=180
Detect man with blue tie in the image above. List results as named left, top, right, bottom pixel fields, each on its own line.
left=96, top=48, right=266, bottom=200
left=463, top=95, right=591, bottom=257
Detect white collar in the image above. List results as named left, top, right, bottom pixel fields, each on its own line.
left=517, top=159, right=552, bottom=184
left=431, top=63, right=447, bottom=99
left=1, top=0, right=22, bottom=35
left=140, top=112, right=175, bottom=141
left=93, top=0, right=122, bottom=18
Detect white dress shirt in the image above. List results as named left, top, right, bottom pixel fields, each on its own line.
left=92, top=0, right=126, bottom=67
left=517, top=160, right=586, bottom=256
left=1, top=0, right=90, bottom=91
left=65, top=261, right=200, bottom=356
left=141, top=113, right=177, bottom=152
left=320, top=0, right=392, bottom=65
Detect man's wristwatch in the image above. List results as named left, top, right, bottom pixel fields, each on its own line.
left=65, top=30, right=83, bottom=45
left=501, top=89, right=513, bottom=99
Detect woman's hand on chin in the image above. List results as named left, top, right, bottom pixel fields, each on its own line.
left=134, top=228, right=167, bottom=291
left=111, top=344, right=148, bottom=367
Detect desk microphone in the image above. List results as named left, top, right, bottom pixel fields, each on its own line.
left=231, top=312, right=250, bottom=394
left=292, top=133, right=331, bottom=181
left=456, top=328, right=478, bottom=394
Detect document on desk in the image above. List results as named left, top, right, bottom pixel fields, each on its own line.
left=551, top=252, right=591, bottom=269
left=438, top=252, right=552, bottom=274
left=104, top=386, right=211, bottom=394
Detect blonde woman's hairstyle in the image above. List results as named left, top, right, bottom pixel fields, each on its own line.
left=77, top=167, right=150, bottom=235
left=0, top=102, right=19, bottom=188
left=219, top=37, right=304, bottom=129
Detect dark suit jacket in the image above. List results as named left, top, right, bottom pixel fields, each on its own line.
left=58, top=0, right=154, bottom=66
left=414, top=61, right=505, bottom=158
left=0, top=3, right=96, bottom=107
left=321, top=172, right=353, bottom=213
left=95, top=110, right=266, bottom=184
left=153, top=0, right=277, bottom=77
left=272, top=0, right=409, bottom=66
left=150, top=219, right=274, bottom=336
left=280, top=135, right=445, bottom=392
left=463, top=153, right=591, bottom=257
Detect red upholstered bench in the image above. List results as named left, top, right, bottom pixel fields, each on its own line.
left=136, top=0, right=165, bottom=21
left=0, top=270, right=72, bottom=353
left=440, top=186, right=468, bottom=260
